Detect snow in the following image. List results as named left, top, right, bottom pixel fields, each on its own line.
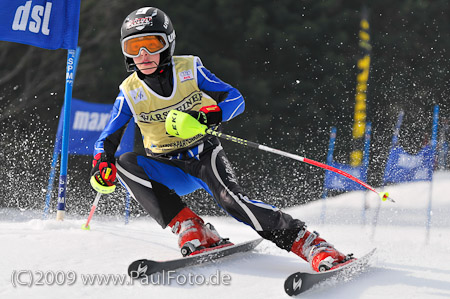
left=1, top=171, right=450, bottom=299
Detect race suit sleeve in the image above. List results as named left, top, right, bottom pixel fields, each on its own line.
left=93, top=91, right=133, bottom=157
left=196, top=59, right=245, bottom=122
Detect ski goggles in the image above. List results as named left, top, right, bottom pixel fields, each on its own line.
left=121, top=33, right=169, bottom=58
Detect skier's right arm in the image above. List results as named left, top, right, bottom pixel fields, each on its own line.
left=93, top=91, right=133, bottom=157
left=91, top=91, right=133, bottom=189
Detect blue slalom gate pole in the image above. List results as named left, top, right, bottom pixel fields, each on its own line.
left=320, top=126, right=337, bottom=224
left=55, top=47, right=81, bottom=220
left=426, top=105, right=439, bottom=242
left=361, top=122, right=372, bottom=225
left=43, top=133, right=61, bottom=218
left=125, top=192, right=131, bottom=225
left=45, top=47, right=81, bottom=219
left=371, top=110, right=404, bottom=239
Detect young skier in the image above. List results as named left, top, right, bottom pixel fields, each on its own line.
left=91, top=7, right=351, bottom=272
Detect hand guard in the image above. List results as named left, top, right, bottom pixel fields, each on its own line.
left=90, top=153, right=117, bottom=194
left=186, top=105, right=222, bottom=127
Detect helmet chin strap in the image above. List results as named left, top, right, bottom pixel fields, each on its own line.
left=130, top=59, right=171, bottom=74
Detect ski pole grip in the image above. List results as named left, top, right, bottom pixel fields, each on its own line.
left=166, top=110, right=208, bottom=139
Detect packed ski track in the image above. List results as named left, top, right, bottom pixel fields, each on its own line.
left=1, top=171, right=450, bottom=299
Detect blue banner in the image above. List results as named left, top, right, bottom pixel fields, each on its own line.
left=56, top=98, right=134, bottom=156
left=323, top=123, right=371, bottom=192
left=0, top=0, right=80, bottom=49
left=383, top=145, right=433, bottom=183
left=384, top=106, right=438, bottom=184
left=324, top=162, right=367, bottom=191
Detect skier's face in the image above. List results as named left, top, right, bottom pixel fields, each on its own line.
left=133, top=50, right=160, bottom=75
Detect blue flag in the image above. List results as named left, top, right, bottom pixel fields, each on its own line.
left=324, top=162, right=367, bottom=191
left=0, top=0, right=80, bottom=49
left=56, top=98, right=134, bottom=156
left=323, top=123, right=371, bottom=192
left=383, top=145, right=433, bottom=183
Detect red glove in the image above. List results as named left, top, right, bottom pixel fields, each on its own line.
left=91, top=153, right=117, bottom=187
left=187, top=105, right=222, bottom=127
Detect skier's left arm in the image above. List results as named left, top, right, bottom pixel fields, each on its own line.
left=190, top=58, right=245, bottom=126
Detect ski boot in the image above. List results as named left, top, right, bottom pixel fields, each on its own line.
left=168, top=207, right=232, bottom=256
left=290, top=227, right=353, bottom=272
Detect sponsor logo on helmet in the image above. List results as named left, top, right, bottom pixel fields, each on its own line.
left=126, top=17, right=153, bottom=30
left=163, top=14, right=169, bottom=29
left=168, top=31, right=176, bottom=42
left=126, top=10, right=158, bottom=31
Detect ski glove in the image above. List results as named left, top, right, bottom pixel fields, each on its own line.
left=186, top=105, right=222, bottom=127
left=90, top=153, right=117, bottom=189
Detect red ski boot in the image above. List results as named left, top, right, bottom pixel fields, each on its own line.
left=168, top=207, right=232, bottom=256
left=290, top=227, right=351, bottom=272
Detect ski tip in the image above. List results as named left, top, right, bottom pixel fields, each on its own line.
left=128, top=259, right=149, bottom=278
left=353, top=248, right=377, bottom=260
left=284, top=248, right=377, bottom=296
left=284, top=272, right=304, bottom=296
left=253, top=238, right=264, bottom=246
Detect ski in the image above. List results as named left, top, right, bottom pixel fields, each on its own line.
left=128, top=238, right=263, bottom=278
left=284, top=248, right=376, bottom=296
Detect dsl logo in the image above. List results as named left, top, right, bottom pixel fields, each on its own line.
left=12, top=1, right=52, bottom=35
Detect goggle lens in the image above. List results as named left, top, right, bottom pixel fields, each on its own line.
left=123, top=35, right=167, bottom=57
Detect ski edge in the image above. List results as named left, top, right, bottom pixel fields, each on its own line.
left=284, top=248, right=376, bottom=296
left=128, top=238, right=263, bottom=277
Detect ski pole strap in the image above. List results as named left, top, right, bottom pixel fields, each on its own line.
left=90, top=176, right=116, bottom=194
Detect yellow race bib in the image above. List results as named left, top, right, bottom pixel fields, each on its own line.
left=120, top=56, right=217, bottom=154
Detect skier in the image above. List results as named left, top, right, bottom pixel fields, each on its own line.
left=91, top=7, right=351, bottom=272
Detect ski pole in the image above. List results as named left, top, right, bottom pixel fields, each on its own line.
left=82, top=192, right=102, bottom=230
left=165, top=110, right=395, bottom=203
left=206, top=129, right=394, bottom=202
left=82, top=166, right=116, bottom=230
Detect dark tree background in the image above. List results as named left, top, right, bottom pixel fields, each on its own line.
left=0, top=0, right=448, bottom=217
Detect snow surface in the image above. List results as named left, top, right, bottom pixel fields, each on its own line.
left=1, top=171, right=450, bottom=299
